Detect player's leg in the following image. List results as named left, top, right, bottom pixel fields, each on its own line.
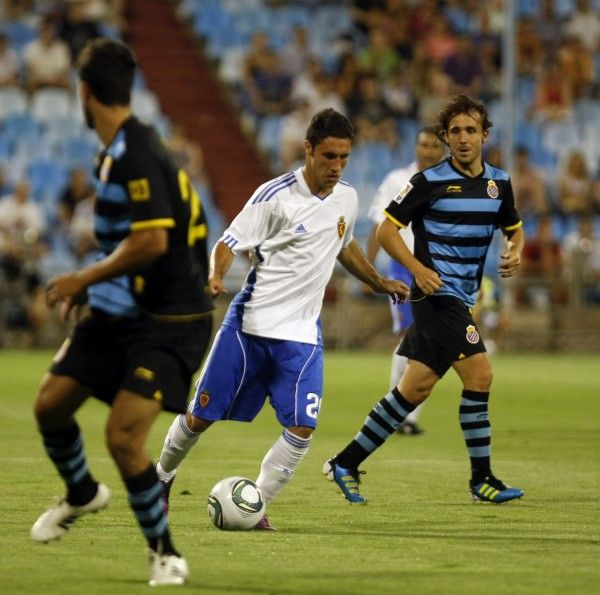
left=452, top=353, right=523, bottom=503
left=156, top=328, right=266, bottom=495
left=255, top=341, right=322, bottom=514
left=325, top=359, right=438, bottom=503
left=107, top=389, right=187, bottom=586
left=31, top=373, right=110, bottom=542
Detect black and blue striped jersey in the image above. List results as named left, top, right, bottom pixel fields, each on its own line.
left=383, top=157, right=522, bottom=307
left=90, top=116, right=213, bottom=319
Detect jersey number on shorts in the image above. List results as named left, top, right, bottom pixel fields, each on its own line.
left=178, top=169, right=207, bottom=246
left=305, top=393, right=321, bottom=419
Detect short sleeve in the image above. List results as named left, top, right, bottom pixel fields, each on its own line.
left=383, top=172, right=431, bottom=228
left=497, top=179, right=522, bottom=232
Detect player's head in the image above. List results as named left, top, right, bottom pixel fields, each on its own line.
left=77, top=38, right=136, bottom=128
left=436, top=94, right=492, bottom=171
left=304, top=109, right=354, bottom=195
left=414, top=126, right=446, bottom=171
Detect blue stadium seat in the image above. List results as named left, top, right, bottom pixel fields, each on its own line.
left=30, top=88, right=73, bottom=127
left=0, top=87, right=28, bottom=120
left=27, top=158, right=69, bottom=205
left=4, top=20, right=37, bottom=53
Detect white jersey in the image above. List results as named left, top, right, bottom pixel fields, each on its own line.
left=220, top=168, right=357, bottom=344
left=368, top=162, right=417, bottom=252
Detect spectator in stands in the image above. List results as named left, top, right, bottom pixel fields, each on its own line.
left=291, top=55, right=322, bottom=107
left=68, top=194, right=97, bottom=266
left=57, top=0, right=103, bottom=62
left=563, top=214, right=600, bottom=304
left=564, top=0, right=600, bottom=52
left=280, top=96, right=312, bottom=171
left=516, top=17, right=545, bottom=76
left=308, top=73, right=346, bottom=116
left=382, top=0, right=413, bottom=62
left=57, top=166, right=94, bottom=226
left=520, top=215, right=565, bottom=307
left=443, top=35, right=483, bottom=97
left=535, top=0, right=565, bottom=52
left=557, top=150, right=596, bottom=216
left=382, top=63, right=416, bottom=119
left=23, top=16, right=71, bottom=92
left=357, top=26, right=401, bottom=82
left=242, top=30, right=271, bottom=91
left=423, top=14, right=457, bottom=64
left=347, top=72, right=397, bottom=146
left=531, top=60, right=574, bottom=124
left=333, top=52, right=361, bottom=104
left=280, top=25, right=314, bottom=78
left=416, top=62, right=453, bottom=125
left=557, top=35, right=595, bottom=100
left=245, top=47, right=292, bottom=121
left=167, top=120, right=208, bottom=188
left=0, top=31, right=20, bottom=87
left=0, top=178, right=47, bottom=345
left=512, top=146, right=549, bottom=218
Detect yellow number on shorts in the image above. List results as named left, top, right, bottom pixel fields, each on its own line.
left=178, top=169, right=207, bottom=246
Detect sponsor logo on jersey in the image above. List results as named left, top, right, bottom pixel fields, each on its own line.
left=487, top=180, right=499, bottom=198
left=465, top=324, right=480, bottom=344
left=337, top=215, right=346, bottom=239
left=393, top=181, right=413, bottom=204
left=446, top=185, right=462, bottom=193
left=99, top=155, right=113, bottom=182
left=294, top=223, right=307, bottom=234
left=134, top=367, right=155, bottom=381
left=199, top=391, right=210, bottom=407
left=128, top=178, right=151, bottom=201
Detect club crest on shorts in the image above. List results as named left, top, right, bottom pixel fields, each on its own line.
left=199, top=391, right=210, bottom=407
left=465, top=324, right=480, bottom=344
left=337, top=215, right=346, bottom=239
left=487, top=180, right=499, bottom=198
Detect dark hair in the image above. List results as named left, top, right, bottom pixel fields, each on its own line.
left=416, top=125, right=437, bottom=142
left=77, top=38, right=136, bottom=106
left=305, top=108, right=354, bottom=147
left=435, top=94, right=493, bottom=145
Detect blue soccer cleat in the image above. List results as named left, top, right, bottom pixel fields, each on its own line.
left=469, top=475, right=524, bottom=504
left=323, top=458, right=367, bottom=504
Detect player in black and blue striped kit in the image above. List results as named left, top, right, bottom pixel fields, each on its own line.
left=325, top=95, right=525, bottom=505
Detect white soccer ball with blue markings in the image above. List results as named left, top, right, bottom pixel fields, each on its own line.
left=207, top=476, right=266, bottom=530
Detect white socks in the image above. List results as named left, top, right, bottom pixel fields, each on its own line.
left=157, top=414, right=201, bottom=481
left=256, top=429, right=311, bottom=504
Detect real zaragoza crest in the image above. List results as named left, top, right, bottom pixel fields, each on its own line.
left=337, top=215, right=346, bottom=239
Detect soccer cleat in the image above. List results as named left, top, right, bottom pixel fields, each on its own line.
left=396, top=421, right=424, bottom=435
left=30, top=483, right=111, bottom=542
left=469, top=475, right=524, bottom=504
left=148, top=550, right=188, bottom=587
left=323, top=458, right=367, bottom=504
left=254, top=515, right=276, bottom=531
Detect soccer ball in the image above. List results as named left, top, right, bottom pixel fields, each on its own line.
left=207, top=476, right=266, bottom=531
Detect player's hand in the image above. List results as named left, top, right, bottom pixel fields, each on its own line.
left=207, top=275, right=227, bottom=298
left=46, top=273, right=86, bottom=308
left=414, top=266, right=444, bottom=295
left=376, top=278, right=410, bottom=304
left=498, top=250, right=521, bottom=278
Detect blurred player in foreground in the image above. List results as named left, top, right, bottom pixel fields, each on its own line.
left=365, top=126, right=446, bottom=434
left=156, top=109, right=409, bottom=528
left=30, top=39, right=213, bottom=586
left=325, top=95, right=525, bottom=505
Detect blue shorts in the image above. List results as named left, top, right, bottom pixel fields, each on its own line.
left=190, top=325, right=324, bottom=428
left=389, top=260, right=414, bottom=334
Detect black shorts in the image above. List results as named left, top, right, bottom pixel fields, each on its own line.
left=398, top=295, right=485, bottom=378
left=51, top=309, right=213, bottom=413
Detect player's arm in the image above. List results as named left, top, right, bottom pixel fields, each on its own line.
left=46, top=227, right=168, bottom=310
left=377, top=217, right=443, bottom=295
left=499, top=225, right=525, bottom=278
left=337, top=238, right=409, bottom=302
left=207, top=241, right=235, bottom=297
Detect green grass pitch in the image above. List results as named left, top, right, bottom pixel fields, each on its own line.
left=0, top=349, right=598, bottom=594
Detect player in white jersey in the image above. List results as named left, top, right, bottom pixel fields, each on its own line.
left=156, top=109, right=409, bottom=528
left=365, top=127, right=446, bottom=434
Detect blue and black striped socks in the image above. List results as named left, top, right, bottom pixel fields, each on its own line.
left=459, top=389, right=491, bottom=483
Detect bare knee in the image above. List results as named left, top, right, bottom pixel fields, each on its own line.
left=286, top=426, right=314, bottom=440
left=465, top=366, right=493, bottom=392
left=33, top=374, right=84, bottom=431
left=185, top=411, right=212, bottom=433
left=105, top=423, right=137, bottom=468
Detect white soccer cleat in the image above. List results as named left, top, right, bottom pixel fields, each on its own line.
left=148, top=550, right=189, bottom=587
left=30, top=483, right=111, bottom=543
